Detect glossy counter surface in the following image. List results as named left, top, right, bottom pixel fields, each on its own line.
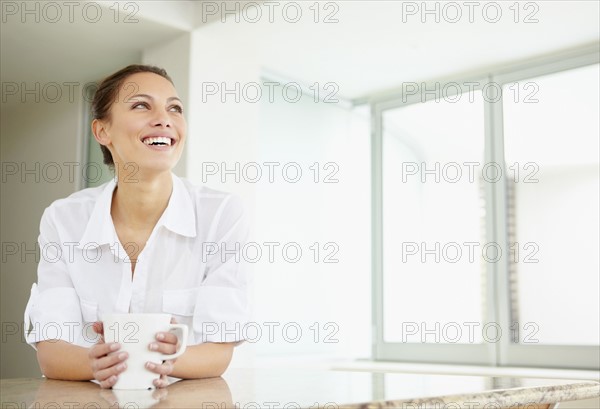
left=1, top=368, right=598, bottom=408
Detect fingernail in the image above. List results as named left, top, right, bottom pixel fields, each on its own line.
left=146, top=362, right=155, bottom=369
left=149, top=343, right=158, bottom=351
left=118, top=352, right=127, bottom=360
left=110, top=343, right=119, bottom=351
left=156, top=333, right=165, bottom=341
left=116, top=363, right=126, bottom=371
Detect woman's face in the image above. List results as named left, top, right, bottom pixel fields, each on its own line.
left=95, top=72, right=186, bottom=176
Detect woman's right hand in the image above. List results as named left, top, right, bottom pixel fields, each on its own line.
left=88, top=322, right=129, bottom=388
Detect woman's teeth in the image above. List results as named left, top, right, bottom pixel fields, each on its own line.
left=143, top=136, right=172, bottom=146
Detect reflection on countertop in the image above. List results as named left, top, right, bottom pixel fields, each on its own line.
left=1, top=368, right=598, bottom=408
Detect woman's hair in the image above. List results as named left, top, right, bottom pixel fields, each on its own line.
left=91, top=64, right=174, bottom=167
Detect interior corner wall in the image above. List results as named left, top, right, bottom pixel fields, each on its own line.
left=0, top=97, right=83, bottom=378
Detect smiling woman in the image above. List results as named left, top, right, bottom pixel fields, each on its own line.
left=23, top=65, right=251, bottom=389
left=91, top=66, right=185, bottom=178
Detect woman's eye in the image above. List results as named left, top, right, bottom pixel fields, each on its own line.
left=131, top=102, right=183, bottom=113
left=132, top=102, right=149, bottom=109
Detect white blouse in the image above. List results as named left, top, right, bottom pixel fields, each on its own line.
left=24, top=173, right=251, bottom=349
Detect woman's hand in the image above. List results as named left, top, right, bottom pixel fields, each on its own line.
left=145, top=318, right=180, bottom=388
left=88, top=322, right=129, bottom=389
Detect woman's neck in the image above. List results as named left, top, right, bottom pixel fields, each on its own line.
left=110, top=170, right=173, bottom=232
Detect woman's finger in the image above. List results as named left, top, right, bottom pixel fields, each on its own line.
left=156, top=331, right=178, bottom=345
left=89, top=342, right=120, bottom=360
left=145, top=360, right=174, bottom=376
left=99, top=375, right=119, bottom=389
left=149, top=342, right=177, bottom=355
left=153, top=374, right=170, bottom=389
left=93, top=351, right=128, bottom=373
left=95, top=360, right=127, bottom=383
left=148, top=332, right=178, bottom=355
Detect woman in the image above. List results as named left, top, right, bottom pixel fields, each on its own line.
left=24, top=65, right=250, bottom=388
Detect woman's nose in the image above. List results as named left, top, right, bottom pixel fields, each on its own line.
left=151, top=110, right=172, bottom=127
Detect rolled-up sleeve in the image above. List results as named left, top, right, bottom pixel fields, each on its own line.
left=193, top=194, right=252, bottom=345
left=24, top=207, right=84, bottom=349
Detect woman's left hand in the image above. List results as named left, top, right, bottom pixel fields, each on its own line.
left=146, top=318, right=180, bottom=388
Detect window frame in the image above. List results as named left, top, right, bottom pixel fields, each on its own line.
left=371, top=44, right=600, bottom=369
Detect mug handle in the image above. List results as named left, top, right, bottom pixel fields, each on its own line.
left=159, top=324, right=189, bottom=360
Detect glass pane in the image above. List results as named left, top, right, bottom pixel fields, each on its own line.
left=503, top=63, right=600, bottom=345
left=383, top=91, right=486, bottom=344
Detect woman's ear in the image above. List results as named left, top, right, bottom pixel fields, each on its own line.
left=91, top=118, right=111, bottom=147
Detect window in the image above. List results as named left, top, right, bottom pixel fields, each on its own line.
left=373, top=49, right=600, bottom=369
left=382, top=91, right=487, bottom=345
left=503, top=64, right=600, bottom=347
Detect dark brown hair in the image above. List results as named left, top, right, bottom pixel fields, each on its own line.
left=91, top=64, right=174, bottom=167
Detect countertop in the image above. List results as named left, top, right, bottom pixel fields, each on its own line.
left=1, top=368, right=598, bottom=408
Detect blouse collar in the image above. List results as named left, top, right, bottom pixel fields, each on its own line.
left=77, top=172, right=196, bottom=249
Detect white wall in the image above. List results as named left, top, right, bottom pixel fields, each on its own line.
left=185, top=20, right=372, bottom=366
left=186, top=24, right=261, bottom=367
left=251, top=88, right=372, bottom=361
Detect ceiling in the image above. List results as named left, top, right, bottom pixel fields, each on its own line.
left=0, top=3, right=187, bottom=84
left=1, top=1, right=599, bottom=100
left=228, top=0, right=600, bottom=100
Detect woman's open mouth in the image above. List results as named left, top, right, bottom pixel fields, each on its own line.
left=141, top=136, right=176, bottom=151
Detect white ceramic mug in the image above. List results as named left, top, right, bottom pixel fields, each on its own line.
left=102, top=313, right=188, bottom=390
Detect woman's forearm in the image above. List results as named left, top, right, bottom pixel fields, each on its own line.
left=36, top=340, right=234, bottom=381
left=170, top=342, right=234, bottom=379
left=36, top=340, right=94, bottom=381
